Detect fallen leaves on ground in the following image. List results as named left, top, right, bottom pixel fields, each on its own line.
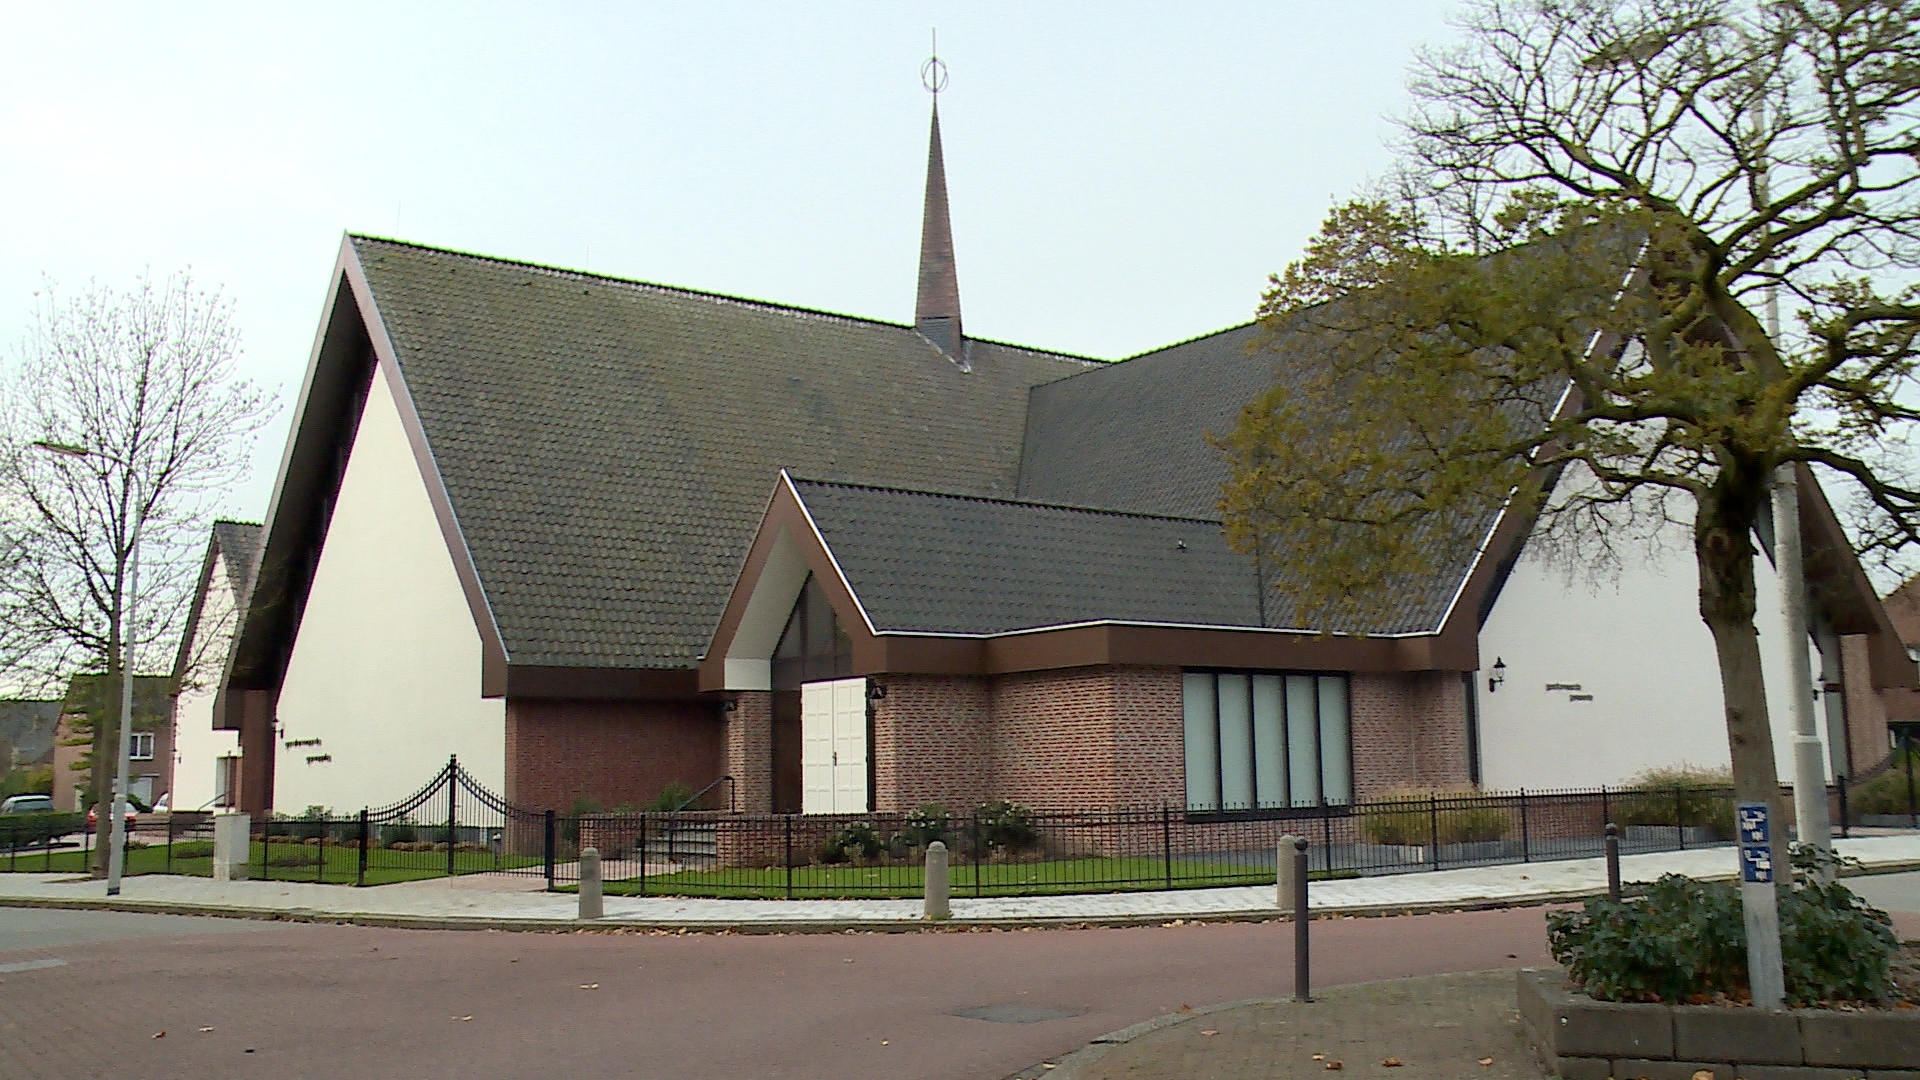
left=452, top=1015, right=472, bottom=1022
left=151, top=1032, right=164, bottom=1039
left=579, top=983, right=599, bottom=990
left=1179, top=1004, right=1194, bottom=1013
left=198, top=1027, right=214, bottom=1034
left=1200, top=1030, right=1218, bottom=1037
left=1478, top=1058, right=1494, bottom=1067
left=1382, top=1057, right=1402, bottom=1067
left=1323, top=1060, right=1343, bottom=1071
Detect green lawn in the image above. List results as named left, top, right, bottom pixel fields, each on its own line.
left=591, top=857, right=1359, bottom=899
left=1, top=840, right=542, bottom=886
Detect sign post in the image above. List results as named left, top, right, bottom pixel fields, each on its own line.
left=1737, top=802, right=1785, bottom=1008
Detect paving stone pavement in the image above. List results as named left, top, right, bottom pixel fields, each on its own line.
left=1025, top=970, right=1545, bottom=1080
left=1, top=834, right=1916, bottom=930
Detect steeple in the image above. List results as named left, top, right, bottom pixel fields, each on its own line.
left=916, top=46, right=964, bottom=364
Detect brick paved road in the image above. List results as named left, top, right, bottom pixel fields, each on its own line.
left=2, top=903, right=1913, bottom=1080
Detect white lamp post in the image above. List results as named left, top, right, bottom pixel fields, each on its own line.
left=30, top=439, right=141, bottom=896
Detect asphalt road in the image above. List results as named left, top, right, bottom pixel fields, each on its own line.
left=1, top=883, right=1912, bottom=1080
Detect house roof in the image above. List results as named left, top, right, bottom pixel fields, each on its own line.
left=790, top=478, right=1451, bottom=636
left=60, top=675, right=172, bottom=727
left=173, top=520, right=262, bottom=689
left=0, top=699, right=60, bottom=767
left=233, top=237, right=1098, bottom=687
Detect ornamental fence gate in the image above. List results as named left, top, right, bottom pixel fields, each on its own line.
left=4, top=751, right=1914, bottom=894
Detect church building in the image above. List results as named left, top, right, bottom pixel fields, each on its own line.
left=212, top=83, right=1918, bottom=819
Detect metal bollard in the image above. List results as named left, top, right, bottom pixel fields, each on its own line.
left=923, top=840, right=950, bottom=920
left=1276, top=835, right=1300, bottom=913
left=1292, top=836, right=1311, bottom=1003
left=1605, top=823, right=1621, bottom=902
left=578, top=846, right=603, bottom=920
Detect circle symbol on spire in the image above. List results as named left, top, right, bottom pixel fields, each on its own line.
left=921, top=56, right=948, bottom=95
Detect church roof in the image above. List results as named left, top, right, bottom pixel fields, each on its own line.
left=236, top=238, right=1096, bottom=682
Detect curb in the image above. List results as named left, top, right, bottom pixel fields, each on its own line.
left=2, top=858, right=1914, bottom=936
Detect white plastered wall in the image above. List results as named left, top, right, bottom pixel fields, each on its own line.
left=273, top=364, right=505, bottom=813
left=1477, top=509, right=1829, bottom=791
left=170, top=551, right=241, bottom=811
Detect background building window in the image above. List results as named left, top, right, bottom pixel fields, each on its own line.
left=129, top=731, right=155, bottom=761
left=1183, top=671, right=1351, bottom=811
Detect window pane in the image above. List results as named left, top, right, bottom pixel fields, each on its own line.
left=1252, top=675, right=1286, bottom=808
left=1216, top=675, right=1254, bottom=809
left=1317, top=676, right=1351, bottom=804
left=1286, top=675, right=1320, bottom=806
left=1183, top=674, right=1220, bottom=810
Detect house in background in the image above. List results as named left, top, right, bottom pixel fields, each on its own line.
left=168, top=521, right=259, bottom=812
left=49, top=676, right=173, bottom=812
left=209, top=93, right=1918, bottom=819
left=0, top=699, right=61, bottom=778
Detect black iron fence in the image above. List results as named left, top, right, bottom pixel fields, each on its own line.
left=4, top=753, right=1913, bottom=896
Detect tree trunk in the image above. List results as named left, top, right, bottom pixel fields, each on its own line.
left=1695, top=486, right=1788, bottom=883
left=89, top=648, right=120, bottom=877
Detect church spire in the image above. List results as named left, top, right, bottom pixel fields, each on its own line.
left=916, top=42, right=964, bottom=364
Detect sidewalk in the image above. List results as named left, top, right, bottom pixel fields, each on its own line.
left=1019, top=969, right=1544, bottom=1080
left=2, top=834, right=1916, bottom=932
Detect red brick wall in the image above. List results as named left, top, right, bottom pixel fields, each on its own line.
left=504, top=698, right=724, bottom=813
left=871, top=675, right=989, bottom=812
left=1349, top=672, right=1471, bottom=800
left=1112, top=667, right=1187, bottom=808
left=990, top=668, right=1118, bottom=809
left=1843, top=634, right=1894, bottom=772
left=725, top=691, right=773, bottom=813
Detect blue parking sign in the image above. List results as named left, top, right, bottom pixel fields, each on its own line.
left=1736, top=802, right=1770, bottom=846
left=1740, top=844, right=1773, bottom=884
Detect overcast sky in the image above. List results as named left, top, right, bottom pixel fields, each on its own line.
left=0, top=2, right=1460, bottom=518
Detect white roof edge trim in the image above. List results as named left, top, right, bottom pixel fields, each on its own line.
left=870, top=619, right=1437, bottom=641
left=781, top=469, right=882, bottom=638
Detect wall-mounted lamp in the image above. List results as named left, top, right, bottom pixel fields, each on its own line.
left=721, top=697, right=740, bottom=714
left=1488, top=657, right=1506, bottom=693
left=866, top=681, right=888, bottom=702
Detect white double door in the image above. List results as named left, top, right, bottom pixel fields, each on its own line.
left=800, top=677, right=869, bottom=815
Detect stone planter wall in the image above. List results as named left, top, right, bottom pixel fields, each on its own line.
left=1518, top=968, right=1920, bottom=1080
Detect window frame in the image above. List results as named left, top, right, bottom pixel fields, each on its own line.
left=1181, top=667, right=1355, bottom=820
left=129, top=731, right=155, bottom=761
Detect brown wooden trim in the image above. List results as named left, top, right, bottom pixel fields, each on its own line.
left=1797, top=465, right=1917, bottom=692
left=505, top=665, right=704, bottom=701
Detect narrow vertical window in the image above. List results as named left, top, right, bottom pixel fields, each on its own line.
left=1285, top=675, right=1320, bottom=806
left=1251, top=675, right=1286, bottom=808
left=1183, top=673, right=1220, bottom=810
left=1216, top=674, right=1254, bottom=809
left=1316, top=675, right=1351, bottom=804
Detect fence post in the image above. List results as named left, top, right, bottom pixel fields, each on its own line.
left=1319, top=801, right=1332, bottom=872
left=1519, top=789, right=1531, bottom=862
left=1675, top=786, right=1686, bottom=850
left=166, top=812, right=175, bottom=875
left=1838, top=775, right=1851, bottom=840
left=358, top=810, right=370, bottom=887
left=1292, top=837, right=1311, bottom=1003
left=446, top=755, right=458, bottom=879
left=1605, top=823, right=1622, bottom=902
left=1161, top=805, right=1174, bottom=891
left=543, top=809, right=556, bottom=891
left=1906, top=732, right=1917, bottom=828
left=784, top=814, right=794, bottom=901
left=638, top=813, right=649, bottom=896
left=1600, top=785, right=1610, bottom=845
left=1428, top=793, right=1441, bottom=870
left=318, top=812, right=327, bottom=883
left=972, top=812, right=983, bottom=898
left=260, top=817, right=269, bottom=881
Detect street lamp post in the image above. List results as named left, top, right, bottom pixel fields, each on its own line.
left=30, top=440, right=140, bottom=896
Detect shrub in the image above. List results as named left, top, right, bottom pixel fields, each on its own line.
left=266, top=848, right=320, bottom=868
left=1614, top=763, right=1734, bottom=837
left=1548, top=859, right=1898, bottom=1006
left=822, top=821, right=884, bottom=864
left=169, top=841, right=214, bottom=858
left=901, top=804, right=948, bottom=848
left=648, top=783, right=696, bottom=812
left=1849, top=750, right=1919, bottom=817
left=974, top=799, right=1038, bottom=853
left=1359, top=786, right=1510, bottom=846
left=381, top=821, right=418, bottom=847
left=0, top=812, right=84, bottom=848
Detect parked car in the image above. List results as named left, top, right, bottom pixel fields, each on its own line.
left=86, top=803, right=139, bottom=828
left=0, top=794, right=55, bottom=815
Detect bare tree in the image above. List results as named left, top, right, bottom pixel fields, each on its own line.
left=1221, top=0, right=1920, bottom=894
left=0, top=271, right=274, bottom=869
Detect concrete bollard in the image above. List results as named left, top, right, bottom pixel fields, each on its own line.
left=924, top=840, right=950, bottom=920
left=578, top=846, right=603, bottom=920
left=212, top=812, right=250, bottom=882
left=1276, top=834, right=1301, bottom=912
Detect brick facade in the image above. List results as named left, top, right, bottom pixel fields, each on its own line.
left=1842, top=634, right=1895, bottom=773
left=1348, top=671, right=1473, bottom=799
left=504, top=698, right=724, bottom=813
left=871, top=676, right=990, bottom=811
left=724, top=691, right=774, bottom=814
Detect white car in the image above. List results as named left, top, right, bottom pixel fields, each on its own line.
left=0, top=794, right=55, bottom=815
